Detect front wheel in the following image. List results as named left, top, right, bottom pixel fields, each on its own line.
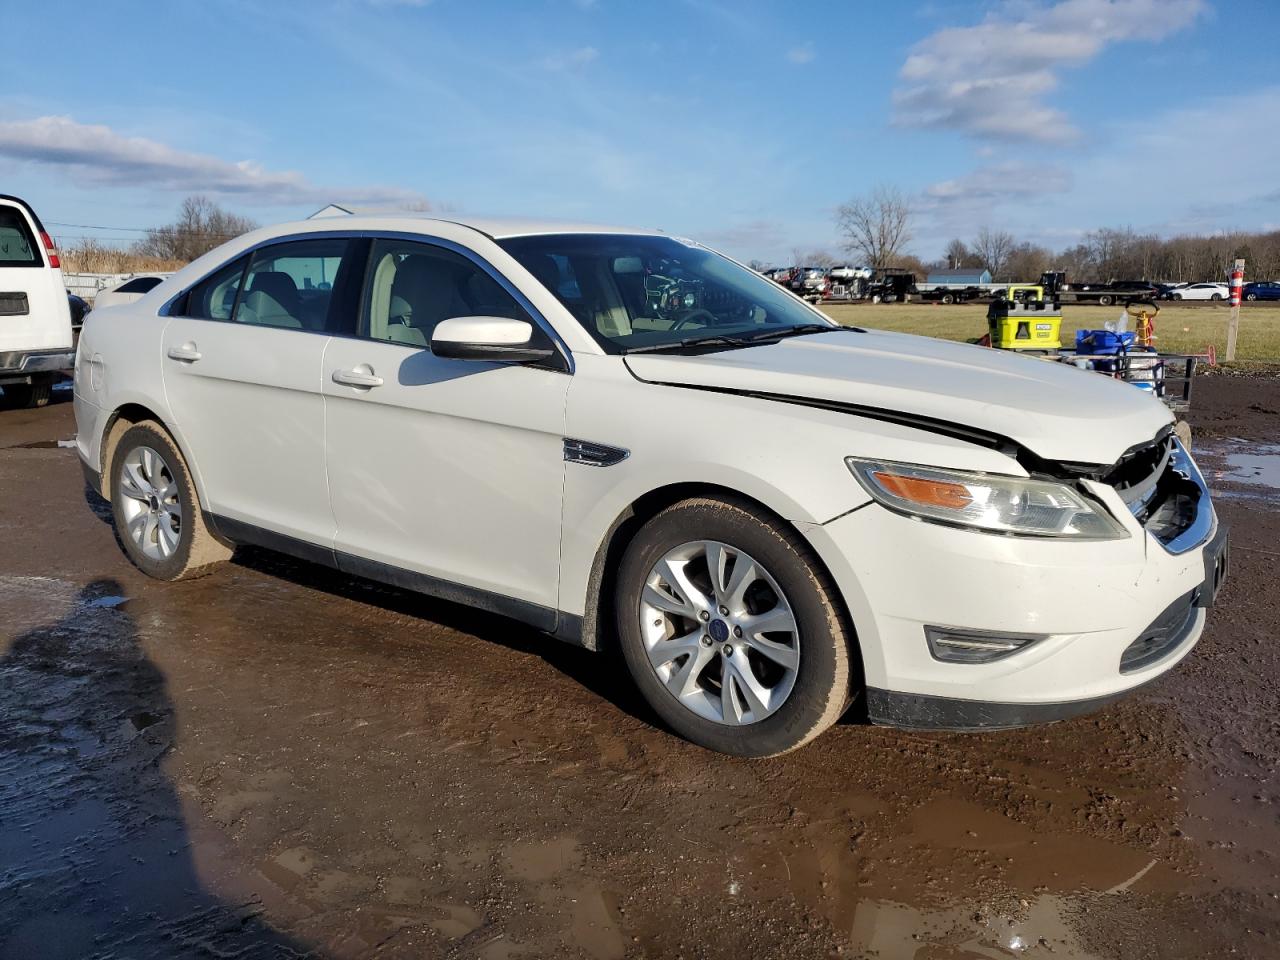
left=615, top=497, right=855, bottom=757
left=1098, top=294, right=1114, bottom=306
left=1172, top=293, right=1183, bottom=301
left=109, top=422, right=232, bottom=581
left=1245, top=293, right=1258, bottom=301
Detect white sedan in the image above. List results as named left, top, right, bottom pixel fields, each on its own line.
left=92, top=274, right=170, bottom=309
left=1170, top=282, right=1228, bottom=301
left=71, top=215, right=1227, bottom=756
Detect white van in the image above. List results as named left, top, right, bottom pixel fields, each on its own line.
left=0, top=195, right=74, bottom=408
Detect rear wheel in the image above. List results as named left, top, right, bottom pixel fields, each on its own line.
left=941, top=293, right=955, bottom=304
left=1211, top=293, right=1223, bottom=301
left=109, top=422, right=232, bottom=581
left=1, top=376, right=52, bottom=409
left=1098, top=294, right=1114, bottom=306
left=615, top=497, right=855, bottom=757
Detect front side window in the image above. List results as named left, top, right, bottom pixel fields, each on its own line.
left=362, top=239, right=522, bottom=348
left=497, top=234, right=833, bottom=353
left=0, top=207, right=41, bottom=267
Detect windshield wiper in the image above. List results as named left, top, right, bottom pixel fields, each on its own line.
left=742, top=323, right=863, bottom=341
left=624, top=323, right=863, bottom=355
left=625, top=334, right=762, bottom=354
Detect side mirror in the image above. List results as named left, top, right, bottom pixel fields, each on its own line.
left=430, top=315, right=557, bottom=364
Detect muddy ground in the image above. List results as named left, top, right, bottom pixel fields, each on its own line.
left=1, top=377, right=1277, bottom=960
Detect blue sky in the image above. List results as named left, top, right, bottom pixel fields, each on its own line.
left=2, top=0, right=1277, bottom=264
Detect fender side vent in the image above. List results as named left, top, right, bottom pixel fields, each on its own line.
left=563, top=438, right=629, bottom=467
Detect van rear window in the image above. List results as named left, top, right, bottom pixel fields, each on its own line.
left=0, top=207, right=41, bottom=267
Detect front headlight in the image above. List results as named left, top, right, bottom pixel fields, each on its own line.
left=846, top=457, right=1128, bottom=540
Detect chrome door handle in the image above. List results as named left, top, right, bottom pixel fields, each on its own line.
left=167, top=344, right=202, bottom=363
left=332, top=368, right=384, bottom=388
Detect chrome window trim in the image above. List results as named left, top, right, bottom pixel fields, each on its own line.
left=159, top=229, right=574, bottom=373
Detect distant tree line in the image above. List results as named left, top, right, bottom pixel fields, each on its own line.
left=831, top=186, right=1276, bottom=283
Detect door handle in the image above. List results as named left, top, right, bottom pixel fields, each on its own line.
left=167, top=343, right=202, bottom=363
left=332, top=367, right=384, bottom=389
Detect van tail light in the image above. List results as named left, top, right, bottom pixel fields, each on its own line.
left=40, top=231, right=60, bottom=268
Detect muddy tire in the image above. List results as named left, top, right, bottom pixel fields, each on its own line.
left=2, top=376, right=52, bottom=409
left=615, top=497, right=855, bottom=757
left=109, top=422, right=231, bottom=581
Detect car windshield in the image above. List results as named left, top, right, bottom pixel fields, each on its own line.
left=497, top=234, right=836, bottom=353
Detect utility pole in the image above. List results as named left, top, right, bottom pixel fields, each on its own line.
left=1226, top=258, right=1244, bottom=362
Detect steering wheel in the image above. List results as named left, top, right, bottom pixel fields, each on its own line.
left=671, top=308, right=720, bottom=331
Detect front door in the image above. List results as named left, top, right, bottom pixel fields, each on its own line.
left=322, top=237, right=570, bottom=619
left=161, top=236, right=363, bottom=545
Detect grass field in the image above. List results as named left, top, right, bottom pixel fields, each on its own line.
left=818, top=301, right=1280, bottom=362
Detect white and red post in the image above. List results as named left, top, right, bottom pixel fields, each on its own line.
left=1226, top=258, right=1244, bottom=361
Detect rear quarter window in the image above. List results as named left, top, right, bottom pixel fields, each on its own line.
left=0, top=207, right=41, bottom=267
left=117, top=276, right=164, bottom=294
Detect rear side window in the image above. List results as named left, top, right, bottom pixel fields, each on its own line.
left=117, top=276, right=163, bottom=294
left=0, top=206, right=41, bottom=267
left=184, top=256, right=248, bottom=320
left=236, top=238, right=355, bottom=331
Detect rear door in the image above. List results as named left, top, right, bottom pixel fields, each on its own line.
left=0, top=197, right=72, bottom=356
left=161, top=236, right=366, bottom=546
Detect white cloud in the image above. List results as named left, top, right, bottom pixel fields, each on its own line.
left=894, top=0, right=1206, bottom=142
left=787, top=44, right=815, bottom=65
left=540, top=46, right=600, bottom=71
left=0, top=115, right=425, bottom=208
left=923, top=162, right=1073, bottom=205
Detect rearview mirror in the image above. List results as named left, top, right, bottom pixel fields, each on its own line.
left=430, top=315, right=557, bottom=364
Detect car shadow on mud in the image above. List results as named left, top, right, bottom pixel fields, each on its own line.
left=0, top=577, right=320, bottom=959
left=229, top=545, right=668, bottom=724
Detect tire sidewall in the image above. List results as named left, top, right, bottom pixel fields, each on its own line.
left=110, top=423, right=200, bottom=580
left=616, top=501, right=849, bottom=757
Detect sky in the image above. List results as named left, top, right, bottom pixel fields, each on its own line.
left=2, top=0, right=1278, bottom=265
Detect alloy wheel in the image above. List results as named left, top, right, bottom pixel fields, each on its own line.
left=117, top=446, right=183, bottom=561
left=639, top=540, right=799, bottom=725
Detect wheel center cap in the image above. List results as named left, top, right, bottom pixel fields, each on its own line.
left=708, top=619, right=730, bottom=643
left=148, top=495, right=159, bottom=511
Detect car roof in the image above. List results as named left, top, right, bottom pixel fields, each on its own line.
left=270, top=213, right=667, bottom=241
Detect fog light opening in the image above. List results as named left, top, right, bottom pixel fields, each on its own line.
left=925, top=626, right=1047, bottom=664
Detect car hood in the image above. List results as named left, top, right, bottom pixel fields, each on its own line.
left=624, top=329, right=1173, bottom=467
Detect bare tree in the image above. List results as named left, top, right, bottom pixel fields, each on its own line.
left=943, top=238, right=972, bottom=269
left=971, top=227, right=1016, bottom=280
left=790, top=248, right=840, bottom=269
left=133, top=196, right=258, bottom=263
left=834, top=186, right=912, bottom=272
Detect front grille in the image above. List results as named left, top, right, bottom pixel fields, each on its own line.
left=1120, top=588, right=1200, bottom=673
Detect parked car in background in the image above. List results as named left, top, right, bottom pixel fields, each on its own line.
left=1242, top=281, right=1280, bottom=301
left=789, top=266, right=828, bottom=300
left=1170, top=282, right=1228, bottom=301
left=1156, top=282, right=1188, bottom=299
left=68, top=291, right=90, bottom=331
left=74, top=214, right=1227, bottom=757
left=0, top=194, right=74, bottom=408
left=93, top=274, right=169, bottom=309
